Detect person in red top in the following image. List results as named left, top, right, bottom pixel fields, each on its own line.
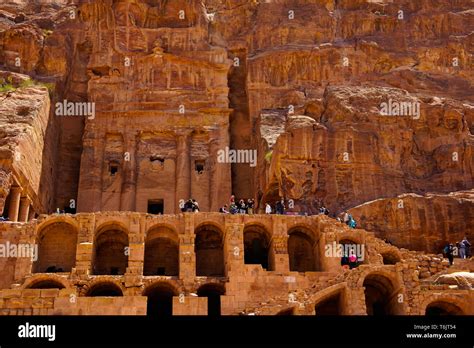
left=348, top=251, right=358, bottom=269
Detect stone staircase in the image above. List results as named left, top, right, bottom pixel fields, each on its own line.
left=446, top=258, right=474, bottom=273
left=237, top=270, right=347, bottom=315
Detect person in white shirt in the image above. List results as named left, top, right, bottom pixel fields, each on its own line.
left=343, top=212, right=349, bottom=224
left=265, top=203, right=272, bottom=214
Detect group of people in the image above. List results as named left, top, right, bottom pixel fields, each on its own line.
left=337, top=211, right=357, bottom=229
left=319, top=206, right=330, bottom=215
left=215, top=197, right=359, bottom=228
left=180, top=199, right=200, bottom=213
left=219, top=197, right=296, bottom=215
left=341, top=251, right=359, bottom=269
left=443, top=237, right=471, bottom=265
left=264, top=199, right=286, bottom=215
left=219, top=196, right=255, bottom=214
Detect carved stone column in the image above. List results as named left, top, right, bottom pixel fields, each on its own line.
left=175, top=131, right=191, bottom=213
left=7, top=186, right=22, bottom=222
left=271, top=217, right=290, bottom=273
left=223, top=220, right=244, bottom=275
left=74, top=214, right=96, bottom=276
left=28, top=207, right=35, bottom=221
left=18, top=196, right=31, bottom=222
left=180, top=213, right=196, bottom=288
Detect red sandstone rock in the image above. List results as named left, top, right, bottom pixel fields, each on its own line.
left=0, top=71, right=53, bottom=217
left=349, top=190, right=474, bottom=253
left=258, top=86, right=474, bottom=215
left=0, top=0, right=472, bottom=318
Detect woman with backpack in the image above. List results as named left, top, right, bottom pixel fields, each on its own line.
left=443, top=243, right=454, bottom=266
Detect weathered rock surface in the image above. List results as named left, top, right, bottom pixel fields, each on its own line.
left=0, top=71, right=55, bottom=215
left=0, top=0, right=472, bottom=255
left=203, top=0, right=474, bottom=213
left=434, top=272, right=474, bottom=290
left=258, top=86, right=474, bottom=215
left=348, top=190, right=474, bottom=253
left=0, top=0, right=473, bottom=318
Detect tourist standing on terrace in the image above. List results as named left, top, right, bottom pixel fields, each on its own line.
left=219, top=205, right=229, bottom=213
left=275, top=199, right=285, bottom=214
left=265, top=203, right=272, bottom=214
left=247, top=199, right=254, bottom=214
left=238, top=199, right=247, bottom=214
left=459, top=237, right=471, bottom=259
left=343, top=211, right=350, bottom=224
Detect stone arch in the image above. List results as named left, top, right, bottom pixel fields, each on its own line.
left=336, top=232, right=363, bottom=243
left=146, top=222, right=178, bottom=236
left=92, top=223, right=129, bottom=275
left=287, top=225, right=319, bottom=272
left=144, top=225, right=179, bottom=276
left=94, top=220, right=129, bottom=235
left=197, top=283, right=225, bottom=316
left=33, top=221, right=78, bottom=273
left=143, top=281, right=179, bottom=317
left=85, top=281, right=123, bottom=297
left=380, top=250, right=401, bottom=265
left=311, top=283, right=347, bottom=315
left=362, top=272, right=404, bottom=315
left=315, top=292, right=343, bottom=315
left=338, top=238, right=365, bottom=268
left=195, top=223, right=224, bottom=276
left=36, top=215, right=80, bottom=232
left=338, top=238, right=361, bottom=246
left=22, top=274, right=71, bottom=289
left=194, top=220, right=223, bottom=232
left=27, top=280, right=65, bottom=289
left=425, top=301, right=464, bottom=315
left=420, top=296, right=467, bottom=316
left=242, top=216, right=273, bottom=235
left=25, top=277, right=66, bottom=290
left=243, top=224, right=273, bottom=271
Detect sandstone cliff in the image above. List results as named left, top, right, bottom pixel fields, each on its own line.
left=349, top=190, right=474, bottom=253
left=258, top=85, right=474, bottom=215
left=0, top=0, right=472, bottom=252
left=0, top=71, right=55, bottom=215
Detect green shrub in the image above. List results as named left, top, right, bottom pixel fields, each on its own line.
left=0, top=83, right=16, bottom=93
left=0, top=77, right=55, bottom=95
left=265, top=151, right=273, bottom=163
left=19, top=79, right=35, bottom=88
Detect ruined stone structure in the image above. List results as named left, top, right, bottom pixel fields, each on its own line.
left=0, top=212, right=472, bottom=316
left=349, top=190, right=474, bottom=254
left=0, top=0, right=472, bottom=316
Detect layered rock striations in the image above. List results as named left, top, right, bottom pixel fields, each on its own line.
left=0, top=0, right=472, bottom=318
left=349, top=190, right=474, bottom=253
left=0, top=0, right=472, bottom=276
left=258, top=86, right=474, bottom=215
left=0, top=71, right=55, bottom=219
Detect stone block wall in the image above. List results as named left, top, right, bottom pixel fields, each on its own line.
left=0, top=212, right=471, bottom=316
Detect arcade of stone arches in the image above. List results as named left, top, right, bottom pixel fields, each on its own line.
left=15, top=213, right=469, bottom=316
